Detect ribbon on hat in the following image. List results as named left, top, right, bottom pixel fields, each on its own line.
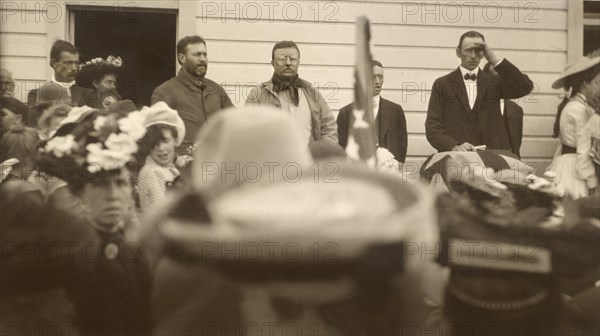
left=446, top=239, right=552, bottom=274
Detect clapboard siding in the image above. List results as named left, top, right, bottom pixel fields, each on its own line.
left=0, top=9, right=47, bottom=34
left=222, top=86, right=562, bottom=119
left=199, top=0, right=567, bottom=166
left=343, top=0, right=567, bottom=11
left=0, top=33, right=48, bottom=57
left=323, top=89, right=562, bottom=116
left=209, top=63, right=560, bottom=96
left=199, top=19, right=567, bottom=51
left=196, top=1, right=566, bottom=30
left=207, top=40, right=566, bottom=73
left=0, top=5, right=49, bottom=102
left=0, top=0, right=569, bottom=167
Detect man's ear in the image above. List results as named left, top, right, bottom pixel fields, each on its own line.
left=270, top=60, right=274, bottom=67
left=455, top=48, right=461, bottom=58
left=177, top=53, right=185, bottom=65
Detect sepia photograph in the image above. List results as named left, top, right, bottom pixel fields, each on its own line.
left=1, top=0, right=599, bottom=335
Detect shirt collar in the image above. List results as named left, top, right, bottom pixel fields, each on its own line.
left=373, top=94, right=381, bottom=105
left=51, top=73, right=75, bottom=88
left=459, top=66, right=479, bottom=78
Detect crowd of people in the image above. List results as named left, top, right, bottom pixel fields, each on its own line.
left=0, top=29, right=599, bottom=335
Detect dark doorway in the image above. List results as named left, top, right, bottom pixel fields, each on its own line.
left=71, top=6, right=177, bottom=106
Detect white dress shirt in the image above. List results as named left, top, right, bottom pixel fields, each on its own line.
left=373, top=94, right=381, bottom=120
left=459, top=58, right=504, bottom=109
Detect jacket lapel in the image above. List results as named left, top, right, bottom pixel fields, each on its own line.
left=451, top=68, right=472, bottom=118
left=472, top=69, right=488, bottom=113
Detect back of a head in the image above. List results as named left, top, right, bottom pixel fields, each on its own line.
left=0, top=199, right=98, bottom=331
left=192, top=106, right=312, bottom=200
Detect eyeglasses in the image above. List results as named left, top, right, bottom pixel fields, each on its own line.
left=275, top=56, right=299, bottom=64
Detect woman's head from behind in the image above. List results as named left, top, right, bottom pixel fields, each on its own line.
left=37, top=102, right=71, bottom=140
left=564, top=62, right=600, bottom=100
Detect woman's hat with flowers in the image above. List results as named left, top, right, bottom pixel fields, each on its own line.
left=38, top=106, right=147, bottom=183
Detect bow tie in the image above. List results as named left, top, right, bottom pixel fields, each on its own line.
left=464, top=73, right=477, bottom=81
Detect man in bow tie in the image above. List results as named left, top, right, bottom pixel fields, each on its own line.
left=337, top=60, right=407, bottom=162
left=245, top=41, right=337, bottom=145
left=425, top=31, right=533, bottom=153
left=152, top=35, right=233, bottom=154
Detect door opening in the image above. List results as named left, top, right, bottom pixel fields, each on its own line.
left=71, top=6, right=177, bottom=106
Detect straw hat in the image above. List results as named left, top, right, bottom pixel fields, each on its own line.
left=552, top=55, right=600, bottom=89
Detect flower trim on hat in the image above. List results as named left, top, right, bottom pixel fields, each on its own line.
left=40, top=110, right=146, bottom=173
left=79, top=55, right=123, bottom=70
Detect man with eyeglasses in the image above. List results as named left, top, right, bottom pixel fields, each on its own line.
left=426, top=31, right=532, bottom=153
left=337, top=60, right=407, bottom=163
left=246, top=40, right=337, bottom=145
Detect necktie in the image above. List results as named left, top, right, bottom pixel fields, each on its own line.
left=464, top=73, right=477, bottom=81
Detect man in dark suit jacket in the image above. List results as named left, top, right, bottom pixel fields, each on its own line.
left=27, top=40, right=94, bottom=127
left=483, top=62, right=525, bottom=158
left=337, top=60, right=407, bottom=162
left=426, top=31, right=533, bottom=153
left=503, top=100, right=524, bottom=158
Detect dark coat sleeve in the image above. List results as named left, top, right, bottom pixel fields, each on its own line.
left=336, top=103, right=352, bottom=148
left=425, top=79, right=460, bottom=152
left=151, top=83, right=171, bottom=106
left=506, top=100, right=524, bottom=158
left=493, top=59, right=534, bottom=99
left=219, top=85, right=234, bottom=109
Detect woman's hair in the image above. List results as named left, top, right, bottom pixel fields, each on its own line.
left=37, top=103, right=71, bottom=130
left=136, top=124, right=178, bottom=166
left=0, top=125, right=39, bottom=178
left=91, top=89, right=121, bottom=111
left=76, top=63, right=119, bottom=91
left=553, top=62, right=600, bottom=138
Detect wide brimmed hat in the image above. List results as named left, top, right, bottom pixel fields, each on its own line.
left=190, top=105, right=312, bottom=201
left=145, top=163, right=436, bottom=281
left=552, top=55, right=600, bottom=89
left=38, top=107, right=147, bottom=183
left=75, top=55, right=123, bottom=90
left=141, top=102, right=185, bottom=147
left=437, top=180, right=600, bottom=278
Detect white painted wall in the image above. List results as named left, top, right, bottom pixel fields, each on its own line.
left=1, top=0, right=570, bottom=171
